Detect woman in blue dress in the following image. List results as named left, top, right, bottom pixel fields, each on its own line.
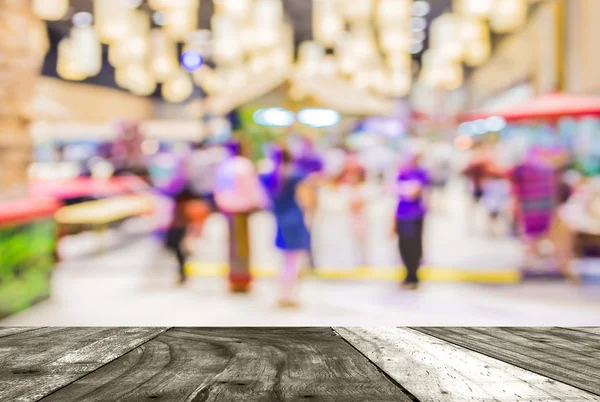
left=261, top=147, right=313, bottom=307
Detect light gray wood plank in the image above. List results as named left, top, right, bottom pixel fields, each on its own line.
left=416, top=327, right=600, bottom=396
left=335, top=327, right=600, bottom=401
left=40, top=327, right=413, bottom=402
left=0, top=327, right=167, bottom=402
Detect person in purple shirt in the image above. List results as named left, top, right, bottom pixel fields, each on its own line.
left=391, top=152, right=429, bottom=290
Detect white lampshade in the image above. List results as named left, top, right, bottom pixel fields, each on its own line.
left=70, top=26, right=102, bottom=77
left=298, top=41, right=326, bottom=65
left=313, top=0, right=344, bottom=47
left=254, top=0, right=284, bottom=28
left=453, top=0, right=495, bottom=18
left=429, top=13, right=464, bottom=61
left=386, top=53, right=412, bottom=69
left=319, top=55, right=339, bottom=77
left=218, top=0, right=253, bottom=21
left=463, top=39, right=491, bottom=66
left=210, top=15, right=246, bottom=63
left=353, top=67, right=386, bottom=92
left=270, top=46, right=293, bottom=71
left=220, top=67, right=248, bottom=90
left=149, top=29, right=178, bottom=82
left=490, top=0, right=527, bottom=33
left=193, top=65, right=222, bottom=94
left=252, top=25, right=284, bottom=50
left=420, top=60, right=463, bottom=90
left=441, top=63, right=463, bottom=90
left=461, top=17, right=489, bottom=41
left=57, top=38, right=88, bottom=81
left=116, top=64, right=157, bottom=96
left=336, top=34, right=358, bottom=75
left=388, top=68, right=411, bottom=97
left=108, top=11, right=150, bottom=66
left=94, top=0, right=135, bottom=44
left=377, top=0, right=412, bottom=27
left=149, top=0, right=199, bottom=10
left=162, top=70, right=194, bottom=103
left=109, top=36, right=150, bottom=67
left=164, top=6, right=199, bottom=41
left=33, top=0, right=69, bottom=21
left=379, top=28, right=412, bottom=53
left=212, top=37, right=246, bottom=65
left=342, top=0, right=373, bottom=22
left=349, top=24, right=378, bottom=61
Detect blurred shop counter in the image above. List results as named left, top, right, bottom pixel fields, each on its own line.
left=30, top=176, right=149, bottom=202
left=0, top=197, right=60, bottom=319
left=54, top=194, right=170, bottom=260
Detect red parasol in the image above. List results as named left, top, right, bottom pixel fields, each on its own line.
left=460, top=92, right=600, bottom=123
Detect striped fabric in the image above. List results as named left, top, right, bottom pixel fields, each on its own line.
left=511, top=162, right=557, bottom=238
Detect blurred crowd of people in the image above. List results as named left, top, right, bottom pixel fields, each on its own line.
left=137, top=131, right=587, bottom=307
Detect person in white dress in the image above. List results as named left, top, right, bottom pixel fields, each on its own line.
left=311, top=149, right=360, bottom=270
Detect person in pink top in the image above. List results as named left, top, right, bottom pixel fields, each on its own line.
left=214, top=141, right=269, bottom=293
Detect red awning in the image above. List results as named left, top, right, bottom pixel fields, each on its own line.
left=461, top=92, right=600, bottom=123
left=0, top=197, right=60, bottom=227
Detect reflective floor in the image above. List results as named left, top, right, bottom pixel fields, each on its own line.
left=2, top=236, right=600, bottom=326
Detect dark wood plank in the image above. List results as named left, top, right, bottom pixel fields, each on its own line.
left=414, top=327, right=600, bottom=397
left=0, top=327, right=167, bottom=402
left=40, top=327, right=413, bottom=402
left=0, top=327, right=40, bottom=339
left=336, top=327, right=599, bottom=401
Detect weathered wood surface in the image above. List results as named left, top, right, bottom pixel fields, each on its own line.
left=414, top=327, right=600, bottom=397
left=0, top=327, right=38, bottom=339
left=1, top=327, right=599, bottom=402
left=335, top=327, right=599, bottom=401
left=0, top=327, right=167, bottom=402
left=39, top=327, right=412, bottom=402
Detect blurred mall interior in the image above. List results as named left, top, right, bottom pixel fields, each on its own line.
left=2, top=0, right=600, bottom=326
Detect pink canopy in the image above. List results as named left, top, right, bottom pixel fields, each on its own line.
left=461, top=92, right=600, bottom=123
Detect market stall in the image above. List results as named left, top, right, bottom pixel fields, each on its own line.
left=0, top=197, right=60, bottom=319
left=462, top=92, right=600, bottom=281
left=54, top=194, right=158, bottom=259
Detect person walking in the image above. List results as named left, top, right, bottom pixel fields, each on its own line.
left=261, top=149, right=313, bottom=307
left=391, top=152, right=429, bottom=290
left=165, top=186, right=200, bottom=285
left=214, top=140, right=269, bottom=293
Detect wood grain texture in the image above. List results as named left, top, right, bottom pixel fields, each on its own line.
left=39, top=327, right=412, bottom=402
left=0, top=327, right=39, bottom=339
left=414, top=327, right=600, bottom=397
left=0, top=327, right=167, bottom=402
left=335, top=327, right=600, bottom=401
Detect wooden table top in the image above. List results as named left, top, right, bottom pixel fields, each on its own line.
left=0, top=327, right=598, bottom=401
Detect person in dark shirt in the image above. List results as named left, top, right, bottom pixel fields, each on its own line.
left=165, top=186, right=197, bottom=285
left=392, top=152, right=429, bottom=290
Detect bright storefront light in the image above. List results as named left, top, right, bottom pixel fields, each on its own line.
left=253, top=108, right=296, bottom=127
left=297, top=108, right=341, bottom=128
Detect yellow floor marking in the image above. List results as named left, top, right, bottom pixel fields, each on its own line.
left=185, top=262, right=521, bottom=283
